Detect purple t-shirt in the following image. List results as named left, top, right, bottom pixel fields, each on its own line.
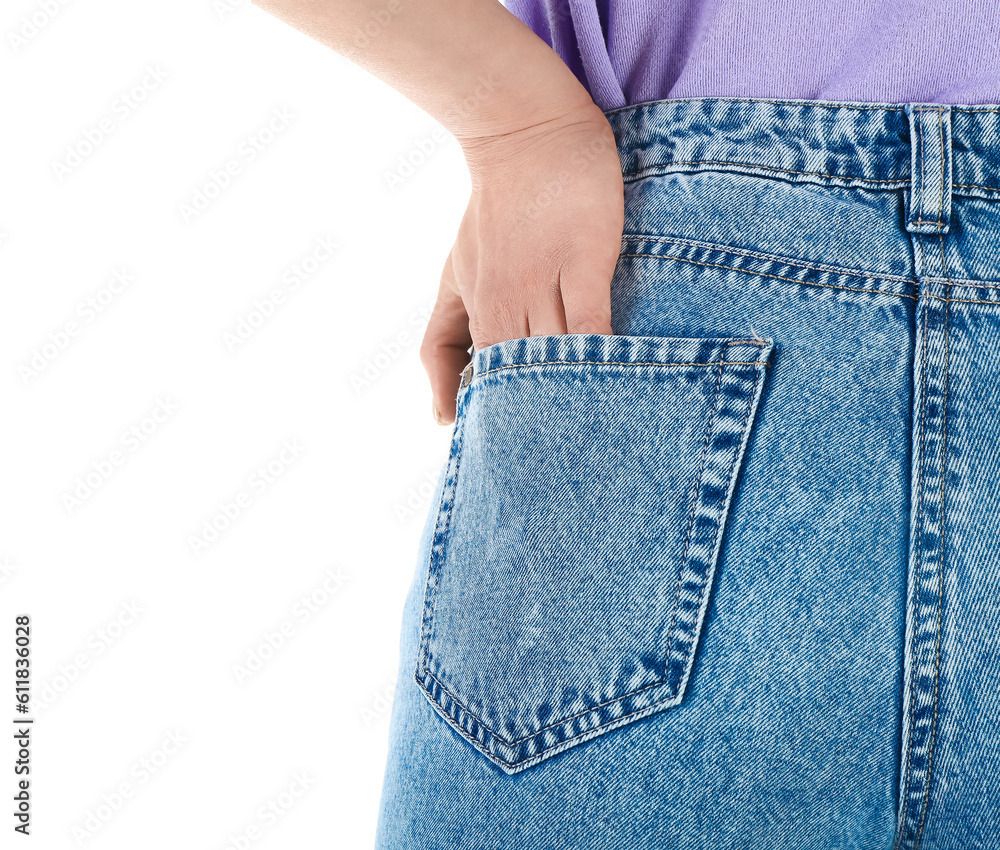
left=504, top=0, right=1000, bottom=110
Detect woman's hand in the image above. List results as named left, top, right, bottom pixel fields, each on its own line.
left=423, top=103, right=625, bottom=424
left=250, top=0, right=624, bottom=423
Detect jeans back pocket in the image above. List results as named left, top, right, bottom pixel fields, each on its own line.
left=415, top=333, right=774, bottom=773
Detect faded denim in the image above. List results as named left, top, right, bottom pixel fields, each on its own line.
left=376, top=96, right=1000, bottom=849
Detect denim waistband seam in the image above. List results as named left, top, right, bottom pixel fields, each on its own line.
left=622, top=161, right=1000, bottom=197
left=622, top=237, right=1000, bottom=303
left=603, top=96, right=911, bottom=116
left=623, top=235, right=1000, bottom=301
left=623, top=234, right=918, bottom=283
left=952, top=181, right=1000, bottom=192
left=621, top=160, right=907, bottom=186
left=621, top=250, right=1000, bottom=305
left=619, top=251, right=918, bottom=301
left=607, top=95, right=1000, bottom=117
left=608, top=97, right=1000, bottom=201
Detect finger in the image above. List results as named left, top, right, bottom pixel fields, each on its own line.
left=420, top=257, right=473, bottom=425
left=468, top=286, right=529, bottom=350
left=526, top=284, right=568, bottom=337
left=558, top=260, right=613, bottom=336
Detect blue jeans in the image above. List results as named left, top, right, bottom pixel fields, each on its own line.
left=375, top=96, right=1000, bottom=849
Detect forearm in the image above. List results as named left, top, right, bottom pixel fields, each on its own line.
left=250, top=0, right=599, bottom=145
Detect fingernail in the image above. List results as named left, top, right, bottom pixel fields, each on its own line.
left=432, top=401, right=446, bottom=425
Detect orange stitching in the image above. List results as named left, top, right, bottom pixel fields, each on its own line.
left=418, top=667, right=696, bottom=768
left=475, top=358, right=765, bottom=378
left=619, top=251, right=918, bottom=299
left=936, top=107, right=947, bottom=227
left=622, top=158, right=905, bottom=184
left=897, top=295, right=931, bottom=850
left=912, top=235, right=952, bottom=850
left=620, top=250, right=1000, bottom=305
left=665, top=343, right=728, bottom=675
left=907, top=108, right=948, bottom=227
left=623, top=159, right=1000, bottom=197
left=954, top=181, right=1000, bottom=191
left=419, top=401, right=469, bottom=662
left=420, top=665, right=670, bottom=748
left=932, top=292, right=1000, bottom=305
left=622, top=234, right=917, bottom=283
left=917, top=107, right=927, bottom=223
left=624, top=235, right=1000, bottom=295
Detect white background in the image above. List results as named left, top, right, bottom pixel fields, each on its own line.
left=1, top=0, right=472, bottom=846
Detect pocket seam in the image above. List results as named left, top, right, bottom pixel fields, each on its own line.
left=664, top=342, right=730, bottom=671
left=416, top=668, right=685, bottom=771
left=419, top=665, right=673, bottom=748
left=415, top=393, right=469, bottom=675
left=415, top=335, right=773, bottom=773
left=660, top=351, right=771, bottom=697
left=474, top=356, right=768, bottom=380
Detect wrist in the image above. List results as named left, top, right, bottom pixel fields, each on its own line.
left=458, top=100, right=619, bottom=186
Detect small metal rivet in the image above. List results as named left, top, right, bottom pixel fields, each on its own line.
left=459, top=361, right=474, bottom=389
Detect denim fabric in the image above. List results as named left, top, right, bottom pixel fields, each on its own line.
left=418, top=334, right=772, bottom=772
left=376, top=96, right=1000, bottom=849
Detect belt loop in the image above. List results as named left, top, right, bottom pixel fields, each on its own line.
left=905, top=104, right=953, bottom=234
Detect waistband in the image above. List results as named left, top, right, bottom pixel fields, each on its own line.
left=604, top=96, right=1000, bottom=235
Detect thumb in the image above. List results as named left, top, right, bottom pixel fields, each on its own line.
left=420, top=257, right=473, bottom=425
